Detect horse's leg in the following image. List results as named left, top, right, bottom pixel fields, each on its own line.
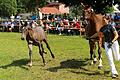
left=89, top=40, right=97, bottom=65
left=43, top=39, right=55, bottom=58
left=28, top=44, right=33, bottom=67
left=38, top=43, right=46, bottom=66
left=97, top=33, right=103, bottom=69
left=93, top=43, right=97, bottom=64
left=41, top=43, right=47, bottom=54
left=98, top=42, right=103, bottom=69
left=98, top=47, right=102, bottom=69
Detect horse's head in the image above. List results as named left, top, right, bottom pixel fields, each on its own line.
left=21, top=26, right=32, bottom=40
left=83, top=6, right=94, bottom=20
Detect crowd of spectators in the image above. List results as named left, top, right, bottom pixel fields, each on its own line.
left=112, top=13, right=120, bottom=35
left=104, top=12, right=120, bottom=36
left=0, top=12, right=119, bottom=36
left=36, top=15, right=84, bottom=35
left=0, top=13, right=85, bottom=36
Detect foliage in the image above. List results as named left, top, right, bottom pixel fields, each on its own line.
left=17, top=0, right=47, bottom=12
left=69, top=5, right=83, bottom=18
left=0, top=0, right=17, bottom=17
left=58, top=0, right=120, bottom=13
left=0, top=0, right=47, bottom=17
left=103, top=6, right=114, bottom=13
left=16, top=0, right=29, bottom=13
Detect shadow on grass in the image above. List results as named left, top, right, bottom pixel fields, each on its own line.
left=46, top=58, right=107, bottom=76
left=46, top=58, right=89, bottom=72
left=0, top=58, right=29, bottom=70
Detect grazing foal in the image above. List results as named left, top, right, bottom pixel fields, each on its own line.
left=21, top=26, right=55, bottom=67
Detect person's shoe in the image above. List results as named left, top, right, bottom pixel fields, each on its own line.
left=114, top=74, right=118, bottom=77
left=112, top=74, right=118, bottom=78
left=59, top=33, right=62, bottom=35
left=112, top=74, right=116, bottom=78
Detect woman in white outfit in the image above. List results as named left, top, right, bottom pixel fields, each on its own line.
left=89, top=17, right=120, bottom=78
left=100, top=17, right=120, bottom=78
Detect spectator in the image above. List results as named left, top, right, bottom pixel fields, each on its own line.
left=74, top=21, right=81, bottom=29
left=57, top=20, right=64, bottom=35
left=15, top=13, right=21, bottom=21
left=31, top=13, right=37, bottom=20
left=114, top=13, right=119, bottom=21
left=49, top=18, right=57, bottom=28
left=30, top=20, right=38, bottom=28
left=56, top=15, right=61, bottom=23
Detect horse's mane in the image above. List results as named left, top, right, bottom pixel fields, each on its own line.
left=87, top=12, right=105, bottom=37
left=25, top=26, right=34, bottom=39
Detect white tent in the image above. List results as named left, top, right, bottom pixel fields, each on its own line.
left=113, top=4, right=120, bottom=12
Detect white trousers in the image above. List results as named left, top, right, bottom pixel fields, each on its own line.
left=104, top=40, right=120, bottom=74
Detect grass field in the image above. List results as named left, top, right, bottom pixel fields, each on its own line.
left=0, top=32, right=120, bottom=80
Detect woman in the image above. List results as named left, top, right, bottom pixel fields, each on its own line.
left=90, top=17, right=120, bottom=78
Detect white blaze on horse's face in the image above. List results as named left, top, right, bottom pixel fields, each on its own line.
left=21, top=27, right=28, bottom=40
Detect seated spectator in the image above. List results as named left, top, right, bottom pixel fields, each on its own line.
left=15, top=13, right=21, bottom=21
left=7, top=20, right=16, bottom=32
left=57, top=20, right=64, bottom=35
left=49, top=18, right=57, bottom=28
left=63, top=19, right=70, bottom=29
left=74, top=21, right=81, bottom=29
left=56, top=15, right=61, bottom=23
left=31, top=13, right=37, bottom=20
left=114, top=13, right=119, bottom=21
left=43, top=22, right=48, bottom=31
left=30, top=20, right=38, bottom=28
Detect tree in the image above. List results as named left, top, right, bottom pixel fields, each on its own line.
left=17, top=0, right=47, bottom=12
left=27, top=0, right=47, bottom=11
left=69, top=5, right=83, bottom=18
left=0, top=0, right=17, bottom=17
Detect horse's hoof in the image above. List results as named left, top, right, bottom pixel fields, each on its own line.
left=52, top=54, right=55, bottom=59
left=93, top=58, right=97, bottom=64
left=27, top=62, right=32, bottom=67
left=43, top=63, right=46, bottom=67
left=43, top=51, right=47, bottom=54
left=98, top=66, right=102, bottom=69
left=90, top=61, right=94, bottom=65
left=28, top=65, right=32, bottom=67
left=93, top=61, right=97, bottom=64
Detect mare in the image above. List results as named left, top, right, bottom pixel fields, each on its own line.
left=21, top=26, right=55, bottom=67
left=83, top=6, right=106, bottom=69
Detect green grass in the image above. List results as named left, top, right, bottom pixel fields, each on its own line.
left=0, top=32, right=120, bottom=80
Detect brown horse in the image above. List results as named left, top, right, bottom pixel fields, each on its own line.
left=83, top=6, right=106, bottom=69
left=21, top=26, right=55, bottom=67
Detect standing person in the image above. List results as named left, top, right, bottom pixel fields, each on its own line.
left=100, top=17, right=120, bottom=78
left=89, top=17, right=120, bottom=78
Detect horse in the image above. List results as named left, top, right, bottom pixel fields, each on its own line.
left=21, top=26, right=55, bottom=67
left=83, top=5, right=106, bottom=69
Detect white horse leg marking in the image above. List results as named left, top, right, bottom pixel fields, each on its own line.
left=93, top=57, right=97, bottom=63
left=98, top=58, right=103, bottom=69
left=28, top=44, right=33, bottom=67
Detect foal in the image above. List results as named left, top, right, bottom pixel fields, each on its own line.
left=21, top=26, right=55, bottom=67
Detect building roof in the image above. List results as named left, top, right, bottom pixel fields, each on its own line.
left=47, top=2, right=63, bottom=6
left=40, top=7, right=61, bottom=14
